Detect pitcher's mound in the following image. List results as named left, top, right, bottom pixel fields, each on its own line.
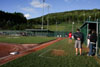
left=51, top=49, right=66, bottom=56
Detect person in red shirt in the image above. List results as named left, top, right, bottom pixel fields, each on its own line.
left=69, top=32, right=72, bottom=39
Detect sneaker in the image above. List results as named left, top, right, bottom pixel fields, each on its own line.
left=87, top=54, right=90, bottom=56
left=76, top=53, right=78, bottom=56
left=87, top=54, right=92, bottom=56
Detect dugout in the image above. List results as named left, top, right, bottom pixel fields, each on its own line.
left=80, top=20, right=100, bottom=56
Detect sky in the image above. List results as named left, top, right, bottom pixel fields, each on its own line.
left=0, top=0, right=100, bottom=19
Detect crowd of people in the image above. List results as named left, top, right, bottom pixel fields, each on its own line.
left=68, top=29, right=97, bottom=56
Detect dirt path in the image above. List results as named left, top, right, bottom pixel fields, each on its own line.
left=0, top=38, right=64, bottom=66
left=0, top=43, right=37, bottom=58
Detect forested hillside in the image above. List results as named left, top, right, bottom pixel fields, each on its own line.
left=28, top=9, right=100, bottom=25
left=0, top=11, right=27, bottom=30
left=0, top=9, right=100, bottom=30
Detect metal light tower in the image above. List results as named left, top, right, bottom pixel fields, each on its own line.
left=95, top=13, right=97, bottom=21
left=72, top=22, right=74, bottom=33
left=47, top=5, right=50, bottom=30
left=41, top=0, right=45, bottom=30
left=83, top=13, right=85, bottom=22
left=56, top=21, right=58, bottom=32
left=89, top=16, right=91, bottom=21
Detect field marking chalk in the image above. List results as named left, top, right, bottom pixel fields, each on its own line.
left=39, top=49, right=55, bottom=59
left=39, top=49, right=51, bottom=57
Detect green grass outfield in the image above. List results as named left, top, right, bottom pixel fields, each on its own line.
left=1, top=38, right=100, bottom=67
left=0, top=36, right=56, bottom=44
left=49, top=22, right=82, bottom=32
left=34, top=22, right=82, bottom=32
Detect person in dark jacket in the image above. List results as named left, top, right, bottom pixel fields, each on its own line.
left=87, top=30, right=97, bottom=56
left=74, top=29, right=83, bottom=56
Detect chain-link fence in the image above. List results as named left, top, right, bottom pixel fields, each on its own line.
left=0, top=30, right=67, bottom=37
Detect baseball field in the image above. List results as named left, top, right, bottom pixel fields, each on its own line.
left=0, top=36, right=100, bottom=67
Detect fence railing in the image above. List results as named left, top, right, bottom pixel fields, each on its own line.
left=0, top=30, right=67, bottom=37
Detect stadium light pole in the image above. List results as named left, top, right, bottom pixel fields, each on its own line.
left=56, top=21, right=57, bottom=32
left=47, top=5, right=50, bottom=30
left=95, top=13, right=97, bottom=21
left=72, top=22, right=74, bottom=33
left=89, top=16, right=91, bottom=21
left=83, top=13, right=85, bottom=22
left=41, top=0, right=45, bottom=30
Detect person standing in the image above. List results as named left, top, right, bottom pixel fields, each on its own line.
left=68, top=32, right=72, bottom=43
left=74, top=29, right=83, bottom=56
left=87, top=32, right=91, bottom=48
left=65, top=32, right=68, bottom=38
left=68, top=32, right=72, bottom=39
left=87, top=30, right=97, bottom=56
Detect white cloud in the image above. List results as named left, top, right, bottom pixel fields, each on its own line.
left=20, top=0, right=51, bottom=18
left=30, top=0, right=50, bottom=8
left=24, top=13, right=31, bottom=18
